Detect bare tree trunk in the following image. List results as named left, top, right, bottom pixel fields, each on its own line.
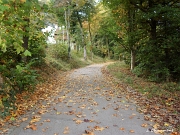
left=130, top=50, right=135, bottom=70
left=83, top=43, right=87, bottom=60
left=106, top=36, right=109, bottom=58
left=62, top=25, right=65, bottom=43
left=65, top=5, right=71, bottom=58
left=21, top=18, right=30, bottom=63
left=76, top=11, right=87, bottom=60
left=127, top=8, right=136, bottom=71
left=88, top=20, right=93, bottom=60
left=0, top=74, right=3, bottom=88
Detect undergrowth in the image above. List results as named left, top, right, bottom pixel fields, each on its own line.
left=107, top=61, right=180, bottom=131
left=45, top=43, right=106, bottom=71
left=0, top=43, right=106, bottom=119
left=107, top=61, right=180, bottom=99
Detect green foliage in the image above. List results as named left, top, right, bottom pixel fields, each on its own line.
left=92, top=46, right=106, bottom=58
left=0, top=0, right=49, bottom=116
left=28, top=34, right=47, bottom=66
left=0, top=62, right=38, bottom=117
left=50, top=44, right=69, bottom=60
left=163, top=82, right=180, bottom=92
left=1, top=63, right=38, bottom=93
left=102, top=0, right=180, bottom=82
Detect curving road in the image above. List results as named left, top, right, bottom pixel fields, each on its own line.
left=6, top=64, right=156, bottom=135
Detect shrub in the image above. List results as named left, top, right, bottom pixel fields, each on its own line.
left=51, top=44, right=69, bottom=60
left=0, top=62, right=38, bottom=117
left=2, top=63, right=38, bottom=93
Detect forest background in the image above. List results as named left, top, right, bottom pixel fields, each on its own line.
left=0, top=0, right=179, bottom=131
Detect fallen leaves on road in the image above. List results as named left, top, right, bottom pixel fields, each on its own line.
left=120, top=127, right=125, bottom=131
left=141, top=123, right=148, bottom=128
left=94, top=126, right=104, bottom=131
left=25, top=124, right=37, bottom=131
left=22, top=117, right=28, bottom=122
left=75, top=119, right=83, bottom=124
left=63, top=126, right=69, bottom=134
left=1, top=63, right=179, bottom=135
left=44, top=119, right=51, bottom=122
left=129, top=130, right=135, bottom=133
left=103, top=63, right=180, bottom=132
left=0, top=67, right=67, bottom=134
left=83, top=130, right=95, bottom=135
left=30, top=115, right=41, bottom=124
left=170, top=132, right=180, bottom=135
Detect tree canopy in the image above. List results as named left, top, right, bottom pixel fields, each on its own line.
left=102, top=0, right=180, bottom=81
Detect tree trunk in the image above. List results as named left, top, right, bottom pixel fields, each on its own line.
left=65, top=5, right=71, bottom=58
left=76, top=11, right=87, bottom=60
left=88, top=20, right=93, bottom=60
left=84, top=46, right=87, bottom=60
left=130, top=50, right=135, bottom=70
left=127, top=8, right=136, bottom=70
left=106, top=37, right=110, bottom=58
left=22, top=18, right=30, bottom=63
left=150, top=19, right=157, bottom=42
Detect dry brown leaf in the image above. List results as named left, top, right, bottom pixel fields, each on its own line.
left=129, top=130, right=135, bottom=133
left=84, top=119, right=90, bottom=122
left=30, top=117, right=41, bottom=123
left=79, top=104, right=86, bottom=109
left=56, top=112, right=61, bottom=115
left=58, top=98, right=63, bottom=102
left=153, top=123, right=160, bottom=129
left=154, top=130, right=165, bottom=134
left=42, top=127, right=48, bottom=132
left=141, top=123, right=148, bottom=127
left=82, top=130, right=95, bottom=135
left=72, top=118, right=77, bottom=121
left=44, top=119, right=51, bottom=122
left=22, top=117, right=28, bottom=122
left=113, top=113, right=118, bottom=117
left=63, top=126, right=69, bottom=134
left=37, top=109, right=47, bottom=114
left=76, top=115, right=82, bottom=118
left=120, top=127, right=125, bottom=131
left=94, top=126, right=104, bottom=131
left=29, top=124, right=37, bottom=131
left=170, top=132, right=180, bottom=135
left=75, top=119, right=83, bottom=124
left=114, top=107, right=119, bottom=110
left=129, top=115, right=134, bottom=119
left=68, top=111, right=75, bottom=115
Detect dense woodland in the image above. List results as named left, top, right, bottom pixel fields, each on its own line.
left=0, top=0, right=180, bottom=120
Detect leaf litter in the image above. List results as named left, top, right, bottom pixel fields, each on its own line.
left=102, top=64, right=180, bottom=134
left=1, top=63, right=179, bottom=134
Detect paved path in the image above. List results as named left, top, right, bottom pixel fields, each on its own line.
left=6, top=64, right=156, bottom=135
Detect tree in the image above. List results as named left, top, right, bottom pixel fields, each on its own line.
left=103, top=0, right=180, bottom=81
left=0, top=0, right=49, bottom=114
left=103, top=0, right=140, bottom=70
left=91, top=4, right=119, bottom=58
left=53, top=0, right=73, bottom=58
left=71, top=0, right=95, bottom=60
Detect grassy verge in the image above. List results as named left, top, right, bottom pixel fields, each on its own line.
left=45, top=44, right=106, bottom=71
left=106, top=61, right=180, bottom=131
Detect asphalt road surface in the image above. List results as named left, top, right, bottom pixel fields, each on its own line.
left=5, top=64, right=156, bottom=135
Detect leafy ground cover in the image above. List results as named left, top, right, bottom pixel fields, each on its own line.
left=0, top=63, right=66, bottom=131
left=104, top=61, right=180, bottom=132
left=0, top=48, right=107, bottom=132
